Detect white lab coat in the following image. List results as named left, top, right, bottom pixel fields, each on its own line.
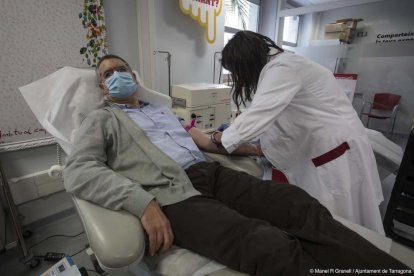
left=221, top=52, right=385, bottom=234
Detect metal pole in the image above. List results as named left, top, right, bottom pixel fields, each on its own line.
left=153, top=51, right=172, bottom=97
left=213, top=51, right=221, bottom=84
left=0, top=162, right=31, bottom=261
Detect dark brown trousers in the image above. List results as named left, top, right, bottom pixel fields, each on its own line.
left=163, top=162, right=408, bottom=276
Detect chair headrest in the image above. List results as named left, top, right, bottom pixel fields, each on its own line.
left=20, top=67, right=103, bottom=154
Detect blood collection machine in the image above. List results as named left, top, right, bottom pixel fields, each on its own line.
left=171, top=83, right=232, bottom=132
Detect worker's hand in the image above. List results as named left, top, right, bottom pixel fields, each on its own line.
left=140, top=200, right=174, bottom=256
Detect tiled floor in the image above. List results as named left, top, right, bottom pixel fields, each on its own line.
left=0, top=130, right=412, bottom=276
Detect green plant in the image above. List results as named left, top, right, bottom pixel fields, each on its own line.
left=226, top=0, right=249, bottom=30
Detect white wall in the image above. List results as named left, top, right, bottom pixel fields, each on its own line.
left=146, top=0, right=225, bottom=95
left=292, top=0, right=414, bottom=135
left=321, top=0, right=414, bottom=135
left=0, top=0, right=85, bottom=144
left=259, top=0, right=278, bottom=39
left=297, top=12, right=319, bottom=47
left=104, top=0, right=140, bottom=71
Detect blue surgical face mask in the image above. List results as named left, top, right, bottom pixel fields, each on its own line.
left=104, top=71, right=138, bottom=98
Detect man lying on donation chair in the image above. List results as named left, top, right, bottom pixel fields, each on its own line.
left=63, top=54, right=409, bottom=275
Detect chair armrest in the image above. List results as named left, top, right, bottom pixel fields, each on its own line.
left=72, top=196, right=146, bottom=270
left=362, top=101, right=397, bottom=112
left=203, top=152, right=263, bottom=178
left=392, top=104, right=400, bottom=113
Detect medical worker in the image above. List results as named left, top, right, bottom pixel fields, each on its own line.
left=213, top=31, right=384, bottom=233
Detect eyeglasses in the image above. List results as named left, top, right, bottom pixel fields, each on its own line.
left=101, top=65, right=129, bottom=81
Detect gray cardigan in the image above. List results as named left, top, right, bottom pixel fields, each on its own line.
left=64, top=102, right=200, bottom=217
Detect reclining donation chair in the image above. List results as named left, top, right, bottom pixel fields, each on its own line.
left=360, top=93, right=401, bottom=135
left=20, top=67, right=413, bottom=275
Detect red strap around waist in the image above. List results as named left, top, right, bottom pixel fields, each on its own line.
left=272, top=168, right=289, bottom=184
left=311, top=142, right=350, bottom=167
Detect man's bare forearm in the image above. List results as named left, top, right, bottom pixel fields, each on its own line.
left=188, top=127, right=262, bottom=156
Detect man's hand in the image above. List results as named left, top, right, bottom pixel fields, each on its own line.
left=140, top=200, right=174, bottom=256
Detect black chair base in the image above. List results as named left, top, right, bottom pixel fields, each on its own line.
left=384, top=129, right=414, bottom=249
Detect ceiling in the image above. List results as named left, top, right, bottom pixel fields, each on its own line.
left=283, top=0, right=385, bottom=16
left=290, top=0, right=346, bottom=7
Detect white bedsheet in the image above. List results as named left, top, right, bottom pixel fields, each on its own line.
left=366, top=128, right=403, bottom=167
left=19, top=67, right=103, bottom=154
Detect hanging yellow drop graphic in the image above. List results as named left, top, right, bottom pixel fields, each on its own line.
left=179, top=0, right=223, bottom=44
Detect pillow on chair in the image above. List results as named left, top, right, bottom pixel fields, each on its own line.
left=19, top=67, right=104, bottom=154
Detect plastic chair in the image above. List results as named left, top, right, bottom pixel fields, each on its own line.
left=383, top=129, right=414, bottom=249
left=360, top=93, right=401, bottom=135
